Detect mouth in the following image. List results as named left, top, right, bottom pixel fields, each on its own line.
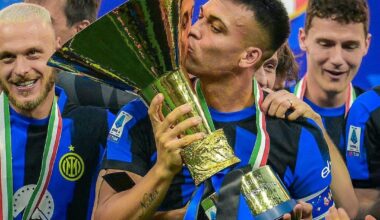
left=12, top=79, right=38, bottom=90
left=324, top=69, right=348, bottom=80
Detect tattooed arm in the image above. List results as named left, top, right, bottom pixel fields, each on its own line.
left=92, top=95, right=204, bottom=220
left=93, top=169, right=177, bottom=220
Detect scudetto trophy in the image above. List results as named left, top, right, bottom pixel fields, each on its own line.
left=48, top=0, right=240, bottom=185
left=241, top=166, right=297, bottom=219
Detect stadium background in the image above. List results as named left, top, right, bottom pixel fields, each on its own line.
left=1, top=0, right=378, bottom=90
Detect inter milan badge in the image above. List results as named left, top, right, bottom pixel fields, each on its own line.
left=108, top=111, right=133, bottom=143
left=59, top=145, right=85, bottom=181
left=13, top=184, right=54, bottom=220
left=347, top=125, right=361, bottom=157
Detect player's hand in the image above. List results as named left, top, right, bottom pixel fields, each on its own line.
left=261, top=89, right=323, bottom=128
left=148, top=94, right=205, bottom=177
left=282, top=201, right=312, bottom=220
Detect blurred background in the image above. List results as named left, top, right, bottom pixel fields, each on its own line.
left=1, top=0, right=378, bottom=90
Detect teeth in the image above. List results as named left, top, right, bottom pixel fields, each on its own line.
left=16, top=80, right=35, bottom=87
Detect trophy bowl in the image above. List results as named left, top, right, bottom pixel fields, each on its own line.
left=48, top=0, right=240, bottom=185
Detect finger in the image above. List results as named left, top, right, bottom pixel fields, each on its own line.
left=165, top=116, right=203, bottom=139
left=159, top=104, right=193, bottom=134
left=287, top=107, right=305, bottom=121
left=282, top=213, right=291, bottom=220
left=275, top=99, right=293, bottom=119
left=264, top=90, right=291, bottom=116
left=298, top=201, right=312, bottom=219
left=365, top=215, right=376, bottom=220
left=267, top=94, right=291, bottom=117
left=337, top=208, right=350, bottom=219
left=326, top=207, right=338, bottom=220
left=148, top=94, right=165, bottom=128
left=293, top=204, right=302, bottom=220
left=262, top=87, right=274, bottom=94
left=261, top=89, right=279, bottom=113
left=165, top=132, right=206, bottom=149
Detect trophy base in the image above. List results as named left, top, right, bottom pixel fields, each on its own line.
left=255, top=199, right=297, bottom=220
left=181, top=129, right=240, bottom=185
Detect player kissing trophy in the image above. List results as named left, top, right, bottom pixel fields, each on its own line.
left=48, top=0, right=240, bottom=185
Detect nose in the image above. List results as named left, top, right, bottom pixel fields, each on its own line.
left=13, top=56, right=30, bottom=77
left=188, top=19, right=202, bottom=40
left=329, top=47, right=345, bottom=68
left=255, top=69, right=268, bottom=88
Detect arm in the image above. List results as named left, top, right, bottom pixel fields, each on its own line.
left=355, top=188, right=380, bottom=219
left=93, top=94, right=204, bottom=220
left=326, top=207, right=376, bottom=220
left=261, top=89, right=358, bottom=218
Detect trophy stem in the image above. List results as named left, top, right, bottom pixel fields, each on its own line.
left=140, top=69, right=212, bottom=135
left=140, top=70, right=240, bottom=185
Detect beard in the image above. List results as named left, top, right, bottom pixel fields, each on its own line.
left=0, top=71, right=55, bottom=111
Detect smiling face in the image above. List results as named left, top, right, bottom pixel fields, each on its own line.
left=185, top=0, right=261, bottom=79
left=300, top=17, right=370, bottom=95
left=0, top=18, right=59, bottom=112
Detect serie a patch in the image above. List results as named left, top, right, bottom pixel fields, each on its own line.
left=108, top=111, right=133, bottom=142
left=347, top=125, right=361, bottom=157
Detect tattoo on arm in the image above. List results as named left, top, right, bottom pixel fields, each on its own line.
left=139, top=190, right=159, bottom=219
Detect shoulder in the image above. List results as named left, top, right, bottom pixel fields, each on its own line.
left=107, top=98, right=152, bottom=144
left=348, top=86, right=380, bottom=117
left=110, top=98, right=149, bottom=131
left=267, top=116, right=329, bottom=172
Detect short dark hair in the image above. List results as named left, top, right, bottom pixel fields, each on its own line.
left=305, top=0, right=369, bottom=36
left=232, top=0, right=290, bottom=59
left=65, top=0, right=101, bottom=26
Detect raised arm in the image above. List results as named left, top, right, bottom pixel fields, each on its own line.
left=92, top=94, right=204, bottom=220
left=262, top=89, right=358, bottom=218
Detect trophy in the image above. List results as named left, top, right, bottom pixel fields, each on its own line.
left=241, top=166, right=296, bottom=219
left=48, top=0, right=240, bottom=185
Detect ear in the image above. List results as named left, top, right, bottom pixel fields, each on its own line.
left=239, top=47, right=262, bottom=68
left=56, top=36, right=62, bottom=49
left=299, top=28, right=307, bottom=51
left=74, top=20, right=91, bottom=33
left=363, top=33, right=372, bottom=56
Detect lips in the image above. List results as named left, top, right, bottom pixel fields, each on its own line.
left=324, top=69, right=348, bottom=80
left=11, top=78, right=39, bottom=92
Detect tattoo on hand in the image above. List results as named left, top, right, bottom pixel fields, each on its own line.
left=139, top=190, right=159, bottom=219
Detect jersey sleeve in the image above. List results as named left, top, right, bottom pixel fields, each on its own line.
left=284, top=118, right=333, bottom=219
left=345, top=89, right=380, bottom=188
left=102, top=99, right=155, bottom=176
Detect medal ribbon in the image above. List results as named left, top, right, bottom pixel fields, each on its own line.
left=294, top=75, right=356, bottom=117
left=195, top=78, right=270, bottom=169
left=0, top=93, right=62, bottom=220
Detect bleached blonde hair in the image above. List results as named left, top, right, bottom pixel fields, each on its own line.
left=0, top=3, right=52, bottom=26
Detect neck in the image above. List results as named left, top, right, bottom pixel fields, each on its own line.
left=199, top=73, right=254, bottom=112
left=11, top=89, right=55, bottom=119
left=304, top=78, right=348, bottom=108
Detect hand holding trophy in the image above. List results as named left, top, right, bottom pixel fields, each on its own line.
left=48, top=0, right=239, bottom=185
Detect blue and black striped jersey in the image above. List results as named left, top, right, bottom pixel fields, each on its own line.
left=104, top=98, right=333, bottom=218
left=10, top=87, right=115, bottom=220
left=345, top=86, right=380, bottom=188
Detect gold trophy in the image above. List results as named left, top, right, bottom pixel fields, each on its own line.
left=48, top=0, right=240, bottom=185
left=241, top=165, right=296, bottom=219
